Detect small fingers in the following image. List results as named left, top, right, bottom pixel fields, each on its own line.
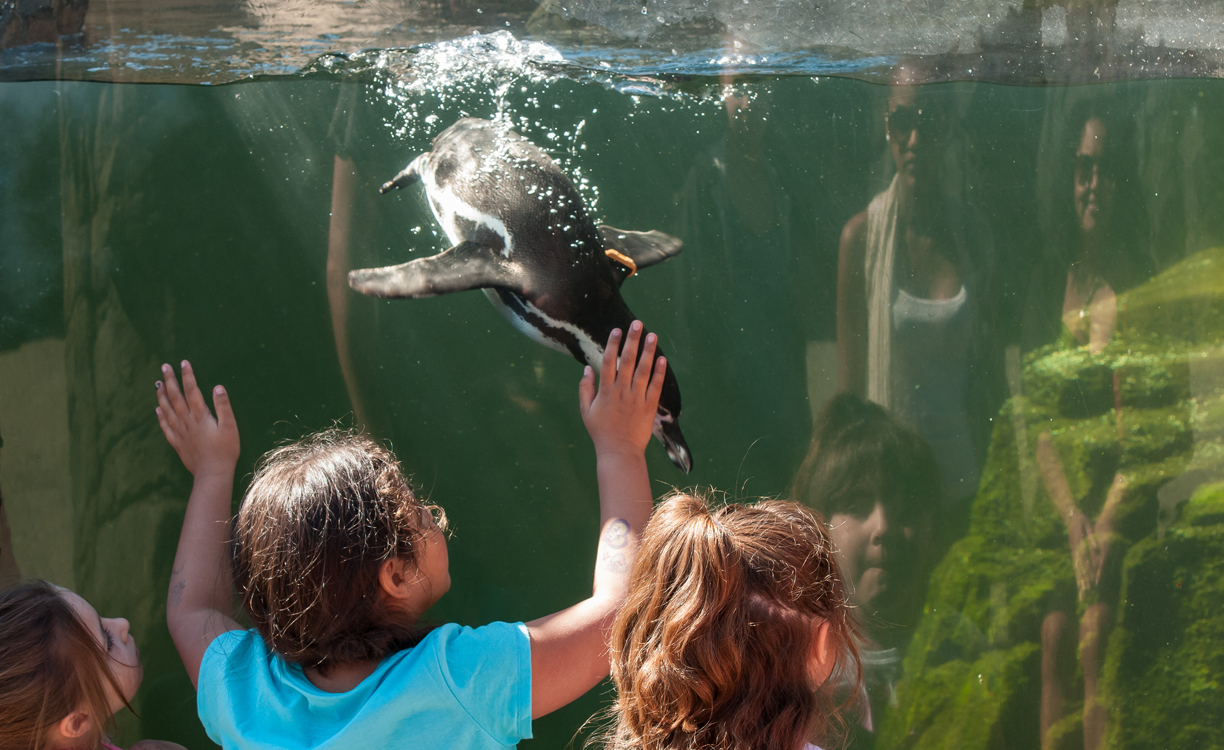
left=631, top=332, right=658, bottom=394
left=578, top=366, right=596, bottom=414
left=644, top=356, right=667, bottom=409
left=161, top=363, right=190, bottom=418
left=180, top=360, right=210, bottom=417
left=155, top=406, right=179, bottom=446
left=212, top=384, right=236, bottom=429
left=600, top=329, right=621, bottom=385
left=617, top=321, right=643, bottom=382
left=155, top=381, right=180, bottom=430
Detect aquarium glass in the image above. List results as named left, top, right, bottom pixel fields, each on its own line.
left=1, top=1, right=1223, bottom=749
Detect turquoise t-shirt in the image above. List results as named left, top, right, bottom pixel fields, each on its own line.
left=197, top=622, right=532, bottom=749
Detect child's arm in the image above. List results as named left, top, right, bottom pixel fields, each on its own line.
left=526, top=321, right=665, bottom=719
left=155, top=361, right=243, bottom=689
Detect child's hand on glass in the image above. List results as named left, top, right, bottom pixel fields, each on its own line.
left=156, top=360, right=240, bottom=479
left=579, top=321, right=666, bottom=459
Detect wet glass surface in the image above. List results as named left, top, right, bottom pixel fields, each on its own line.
left=2, top=3, right=1224, bottom=749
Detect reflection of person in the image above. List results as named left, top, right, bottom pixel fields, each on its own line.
left=837, top=66, right=996, bottom=518
left=155, top=324, right=665, bottom=747
left=326, top=85, right=377, bottom=431
left=603, top=492, right=864, bottom=750
left=1037, top=433, right=1126, bottom=750
left=1026, top=103, right=1150, bottom=750
left=674, top=73, right=808, bottom=476
left=1024, top=102, right=1149, bottom=353
left=0, top=580, right=186, bottom=750
left=790, top=393, right=937, bottom=732
left=790, top=393, right=938, bottom=644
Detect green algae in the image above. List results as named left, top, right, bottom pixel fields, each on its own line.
left=878, top=248, right=1224, bottom=750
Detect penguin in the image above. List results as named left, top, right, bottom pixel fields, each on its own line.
left=349, top=118, right=692, bottom=473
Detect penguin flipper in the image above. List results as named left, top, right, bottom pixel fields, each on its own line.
left=379, top=155, right=426, bottom=194
left=348, top=241, right=523, bottom=299
left=597, top=225, right=684, bottom=285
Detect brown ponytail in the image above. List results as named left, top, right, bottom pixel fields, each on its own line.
left=0, top=581, right=124, bottom=750
left=606, top=492, right=864, bottom=750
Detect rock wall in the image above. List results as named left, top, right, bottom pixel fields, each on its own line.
left=879, top=247, right=1224, bottom=750
left=58, top=81, right=200, bottom=746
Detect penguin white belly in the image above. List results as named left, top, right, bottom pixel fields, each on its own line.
left=425, top=178, right=515, bottom=259
left=483, top=289, right=604, bottom=365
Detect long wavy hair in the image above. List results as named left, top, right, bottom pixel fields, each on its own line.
left=0, top=581, right=128, bottom=750
left=232, top=429, right=446, bottom=672
left=604, top=492, right=864, bottom=750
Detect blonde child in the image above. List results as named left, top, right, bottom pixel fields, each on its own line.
left=604, top=493, right=865, bottom=750
left=0, top=580, right=185, bottom=750
left=155, top=322, right=666, bottom=749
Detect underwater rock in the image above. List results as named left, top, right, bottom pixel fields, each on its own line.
left=350, top=118, right=693, bottom=472
left=0, top=0, right=87, bottom=49
left=1106, top=515, right=1224, bottom=750
left=879, top=247, right=1224, bottom=750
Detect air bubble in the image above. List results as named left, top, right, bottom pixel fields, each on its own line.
left=641, top=5, right=647, bottom=13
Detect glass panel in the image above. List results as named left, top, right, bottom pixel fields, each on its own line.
left=2, top=4, right=1222, bottom=749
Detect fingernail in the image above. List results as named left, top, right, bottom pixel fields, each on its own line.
left=215, top=385, right=225, bottom=395
left=611, top=329, right=621, bottom=338
left=584, top=366, right=592, bottom=376
left=631, top=321, right=642, bottom=331
left=181, top=360, right=189, bottom=369
left=162, top=364, right=170, bottom=373
left=646, top=333, right=656, bottom=344
left=657, top=356, right=666, bottom=366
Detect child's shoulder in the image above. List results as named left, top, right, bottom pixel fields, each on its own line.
left=429, top=621, right=529, bottom=657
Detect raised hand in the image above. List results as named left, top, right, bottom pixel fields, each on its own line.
left=578, top=321, right=667, bottom=459
left=156, top=361, right=240, bottom=479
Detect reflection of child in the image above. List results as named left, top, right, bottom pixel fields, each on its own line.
left=791, top=393, right=939, bottom=642
left=0, top=580, right=184, bottom=750
left=155, top=323, right=667, bottom=748
left=602, top=492, right=864, bottom=750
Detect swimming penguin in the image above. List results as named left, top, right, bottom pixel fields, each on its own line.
left=349, top=118, right=692, bottom=473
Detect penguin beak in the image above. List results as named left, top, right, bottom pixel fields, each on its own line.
left=654, top=414, right=692, bottom=474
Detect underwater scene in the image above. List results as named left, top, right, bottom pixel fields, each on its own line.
left=2, top=1, right=1224, bottom=748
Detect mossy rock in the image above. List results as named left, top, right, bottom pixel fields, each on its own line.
left=879, top=249, right=1224, bottom=750
left=1121, top=247, right=1224, bottom=344
left=877, top=643, right=1041, bottom=750
left=1183, top=482, right=1224, bottom=527
left=1105, top=525, right=1224, bottom=750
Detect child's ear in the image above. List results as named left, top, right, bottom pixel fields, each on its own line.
left=58, top=710, right=95, bottom=739
left=377, top=557, right=416, bottom=604
left=809, top=620, right=836, bottom=686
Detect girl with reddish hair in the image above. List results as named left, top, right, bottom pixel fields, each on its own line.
left=603, top=492, right=865, bottom=750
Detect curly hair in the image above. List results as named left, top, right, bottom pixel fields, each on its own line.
left=604, top=492, right=864, bottom=750
left=232, top=429, right=446, bottom=672
left=0, top=581, right=128, bottom=750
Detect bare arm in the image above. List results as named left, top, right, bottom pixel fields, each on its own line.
left=526, top=322, right=664, bottom=719
left=837, top=211, right=868, bottom=396
left=156, top=361, right=243, bottom=689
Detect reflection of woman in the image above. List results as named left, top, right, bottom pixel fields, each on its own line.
left=1023, top=102, right=1149, bottom=353
left=791, top=393, right=938, bottom=728
left=1029, top=101, right=1149, bottom=750
left=837, top=69, right=995, bottom=515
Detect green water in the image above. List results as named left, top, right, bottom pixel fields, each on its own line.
left=2, top=68, right=1223, bottom=749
